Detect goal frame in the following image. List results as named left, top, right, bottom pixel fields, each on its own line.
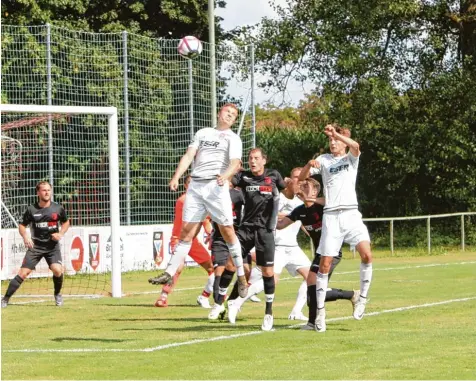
left=0, top=104, right=122, bottom=298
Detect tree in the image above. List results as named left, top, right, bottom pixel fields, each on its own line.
left=2, top=0, right=227, bottom=38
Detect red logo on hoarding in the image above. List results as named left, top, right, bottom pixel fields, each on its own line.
left=70, top=236, right=84, bottom=272
left=89, top=234, right=100, bottom=271
left=153, top=231, right=164, bottom=266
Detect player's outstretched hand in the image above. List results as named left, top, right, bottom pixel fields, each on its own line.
left=169, top=178, right=179, bottom=191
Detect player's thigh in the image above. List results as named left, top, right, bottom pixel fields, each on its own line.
left=255, top=229, right=275, bottom=267
left=343, top=210, right=371, bottom=248
left=273, top=246, right=286, bottom=275
left=21, top=249, right=44, bottom=270
left=284, top=246, right=311, bottom=277
left=183, top=181, right=208, bottom=223
left=203, top=181, right=234, bottom=226
left=317, top=212, right=344, bottom=257
left=44, top=248, right=63, bottom=269
left=188, top=238, right=211, bottom=264
left=236, top=226, right=256, bottom=259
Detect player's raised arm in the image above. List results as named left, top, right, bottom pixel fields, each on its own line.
left=324, top=124, right=360, bottom=157
left=299, top=158, right=320, bottom=181
left=169, top=147, right=197, bottom=191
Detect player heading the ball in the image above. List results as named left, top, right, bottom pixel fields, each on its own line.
left=149, top=104, right=249, bottom=298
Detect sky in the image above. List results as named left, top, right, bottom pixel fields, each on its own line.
left=216, top=0, right=314, bottom=106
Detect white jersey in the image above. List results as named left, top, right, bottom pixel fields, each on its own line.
left=274, top=193, right=303, bottom=246
left=189, top=128, right=242, bottom=180
left=310, top=152, right=360, bottom=212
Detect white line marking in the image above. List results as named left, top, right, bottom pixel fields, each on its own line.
left=4, top=296, right=475, bottom=353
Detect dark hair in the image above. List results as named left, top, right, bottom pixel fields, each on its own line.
left=333, top=123, right=351, bottom=137
left=248, top=147, right=267, bottom=160
left=35, top=181, right=51, bottom=192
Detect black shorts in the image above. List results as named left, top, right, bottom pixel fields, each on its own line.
left=211, top=238, right=229, bottom=267
left=310, top=253, right=342, bottom=279
left=21, top=247, right=62, bottom=270
left=237, top=225, right=275, bottom=267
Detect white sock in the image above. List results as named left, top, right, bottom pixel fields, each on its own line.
left=316, top=272, right=329, bottom=309
left=234, top=278, right=264, bottom=309
left=226, top=241, right=245, bottom=276
left=248, top=266, right=262, bottom=284
left=166, top=240, right=191, bottom=276
left=204, top=273, right=215, bottom=294
left=291, top=280, right=307, bottom=315
left=360, top=263, right=373, bottom=298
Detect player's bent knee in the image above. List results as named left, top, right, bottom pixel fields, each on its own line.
left=18, top=268, right=31, bottom=279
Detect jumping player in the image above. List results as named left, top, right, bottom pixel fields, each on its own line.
left=299, top=124, right=373, bottom=332
left=148, top=104, right=248, bottom=298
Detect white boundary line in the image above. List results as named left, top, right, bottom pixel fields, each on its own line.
left=4, top=296, right=476, bottom=353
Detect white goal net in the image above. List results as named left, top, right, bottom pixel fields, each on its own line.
left=0, top=104, right=121, bottom=298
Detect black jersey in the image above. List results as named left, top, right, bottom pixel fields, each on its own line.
left=233, top=168, right=286, bottom=229
left=287, top=203, right=325, bottom=251
left=212, top=188, right=245, bottom=240
left=20, top=202, right=69, bottom=252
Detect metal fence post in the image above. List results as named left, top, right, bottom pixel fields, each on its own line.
left=208, top=0, right=217, bottom=128
left=461, top=214, right=465, bottom=252
left=122, top=30, right=131, bottom=225
left=390, top=219, right=394, bottom=256
left=250, top=43, right=256, bottom=148
left=46, top=23, right=54, bottom=195
left=189, top=58, right=194, bottom=140
left=427, top=217, right=431, bottom=254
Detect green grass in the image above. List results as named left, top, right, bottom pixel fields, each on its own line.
left=2, top=251, right=476, bottom=380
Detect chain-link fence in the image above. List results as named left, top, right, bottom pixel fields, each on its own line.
left=1, top=24, right=256, bottom=227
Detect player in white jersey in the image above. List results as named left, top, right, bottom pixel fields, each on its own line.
left=299, top=124, right=373, bottom=332
left=149, top=104, right=249, bottom=298
left=227, top=167, right=312, bottom=323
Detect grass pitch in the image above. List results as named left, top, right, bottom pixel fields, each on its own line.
left=1, top=251, right=476, bottom=380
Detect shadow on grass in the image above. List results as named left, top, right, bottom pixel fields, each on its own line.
left=52, top=337, right=131, bottom=343
left=102, top=303, right=198, bottom=308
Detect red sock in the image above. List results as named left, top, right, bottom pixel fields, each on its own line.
left=201, top=290, right=211, bottom=297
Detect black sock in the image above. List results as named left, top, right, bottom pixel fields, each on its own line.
left=228, top=281, right=239, bottom=301
left=325, top=288, right=339, bottom=302
left=5, top=275, right=24, bottom=298
left=307, top=285, right=317, bottom=324
left=217, top=269, right=235, bottom=305
left=53, top=274, right=64, bottom=295
left=263, top=275, right=275, bottom=315
left=213, top=275, right=221, bottom=304
left=339, top=289, right=355, bottom=300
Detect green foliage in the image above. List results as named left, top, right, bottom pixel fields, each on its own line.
left=2, top=0, right=227, bottom=38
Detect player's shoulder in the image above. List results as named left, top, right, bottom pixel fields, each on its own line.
left=195, top=127, right=215, bottom=136
left=50, top=201, right=65, bottom=210
left=265, top=168, right=282, bottom=178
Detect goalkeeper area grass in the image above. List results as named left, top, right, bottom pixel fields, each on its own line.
left=1, top=250, right=475, bottom=380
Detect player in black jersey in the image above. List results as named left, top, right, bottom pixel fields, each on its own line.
left=2, top=181, right=70, bottom=308
left=210, top=147, right=286, bottom=331
left=277, top=177, right=359, bottom=331
left=208, top=183, right=245, bottom=313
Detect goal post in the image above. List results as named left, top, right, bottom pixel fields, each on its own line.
left=0, top=104, right=122, bottom=298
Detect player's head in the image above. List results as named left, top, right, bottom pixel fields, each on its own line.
left=328, top=123, right=350, bottom=155
left=288, top=167, right=303, bottom=194
left=183, top=175, right=192, bottom=190
left=300, top=178, right=321, bottom=200
left=36, top=181, right=52, bottom=202
left=217, top=103, right=239, bottom=129
left=248, top=147, right=267, bottom=176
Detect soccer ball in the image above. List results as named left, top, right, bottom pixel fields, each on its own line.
left=177, top=36, right=203, bottom=59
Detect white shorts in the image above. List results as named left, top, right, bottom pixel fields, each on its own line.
left=183, top=179, right=234, bottom=226
left=317, top=209, right=371, bottom=257
left=274, top=246, right=311, bottom=277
